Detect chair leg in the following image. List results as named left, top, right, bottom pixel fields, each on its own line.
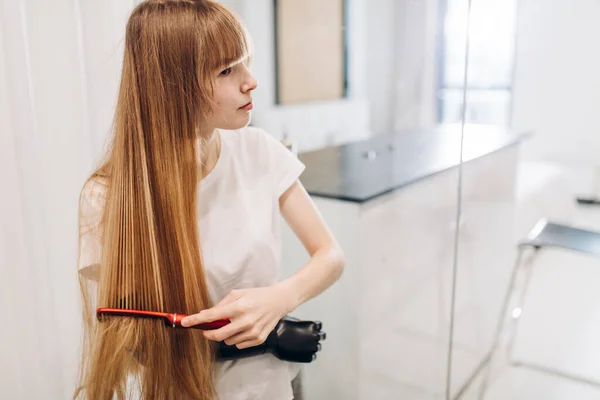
left=477, top=247, right=528, bottom=399
left=506, top=247, right=538, bottom=363
left=504, top=249, right=600, bottom=390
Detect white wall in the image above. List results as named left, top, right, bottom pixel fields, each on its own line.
left=365, top=0, right=397, bottom=134
left=390, top=0, right=440, bottom=133
left=512, top=0, right=600, bottom=166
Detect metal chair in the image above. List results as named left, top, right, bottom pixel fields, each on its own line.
left=478, top=218, right=600, bottom=398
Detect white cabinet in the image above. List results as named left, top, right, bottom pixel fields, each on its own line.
left=281, top=145, right=519, bottom=399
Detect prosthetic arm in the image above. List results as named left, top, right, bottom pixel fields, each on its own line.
left=216, top=315, right=325, bottom=363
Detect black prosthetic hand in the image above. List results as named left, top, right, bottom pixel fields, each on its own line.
left=216, top=316, right=326, bottom=363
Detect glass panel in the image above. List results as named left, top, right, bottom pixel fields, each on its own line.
left=440, top=88, right=511, bottom=126
left=444, top=0, right=517, bottom=88
left=440, top=0, right=517, bottom=127
left=451, top=0, right=600, bottom=399
left=442, top=0, right=523, bottom=399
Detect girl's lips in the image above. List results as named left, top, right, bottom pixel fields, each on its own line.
left=239, top=102, right=253, bottom=110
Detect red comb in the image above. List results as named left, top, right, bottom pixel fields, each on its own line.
left=96, top=308, right=230, bottom=330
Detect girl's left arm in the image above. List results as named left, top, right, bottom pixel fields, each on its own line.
left=276, top=180, right=345, bottom=310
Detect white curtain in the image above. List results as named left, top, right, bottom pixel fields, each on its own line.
left=0, top=1, right=140, bottom=398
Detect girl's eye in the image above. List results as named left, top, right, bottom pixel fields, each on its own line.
left=220, top=67, right=232, bottom=77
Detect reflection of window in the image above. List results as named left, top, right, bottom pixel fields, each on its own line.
left=438, top=0, right=518, bottom=127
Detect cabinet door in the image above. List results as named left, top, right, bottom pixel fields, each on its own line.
left=359, top=167, right=460, bottom=398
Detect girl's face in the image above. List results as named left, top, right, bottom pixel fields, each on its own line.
left=207, top=58, right=258, bottom=131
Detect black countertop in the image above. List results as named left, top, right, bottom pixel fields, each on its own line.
left=297, top=124, right=530, bottom=203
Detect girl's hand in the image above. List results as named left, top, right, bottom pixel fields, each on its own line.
left=181, top=284, right=296, bottom=349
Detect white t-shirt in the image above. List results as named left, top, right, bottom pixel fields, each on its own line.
left=78, top=126, right=306, bottom=400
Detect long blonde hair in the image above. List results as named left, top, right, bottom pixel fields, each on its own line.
left=74, top=1, right=249, bottom=398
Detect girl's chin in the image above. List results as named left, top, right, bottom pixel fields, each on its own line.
left=220, top=114, right=252, bottom=130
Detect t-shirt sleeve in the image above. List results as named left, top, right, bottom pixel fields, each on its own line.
left=77, top=177, right=107, bottom=281
left=261, top=129, right=306, bottom=199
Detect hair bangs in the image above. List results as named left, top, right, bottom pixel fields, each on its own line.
left=202, top=4, right=251, bottom=72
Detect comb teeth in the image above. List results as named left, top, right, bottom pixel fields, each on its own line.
left=96, top=308, right=171, bottom=323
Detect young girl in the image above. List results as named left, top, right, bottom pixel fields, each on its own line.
left=75, top=1, right=344, bottom=399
